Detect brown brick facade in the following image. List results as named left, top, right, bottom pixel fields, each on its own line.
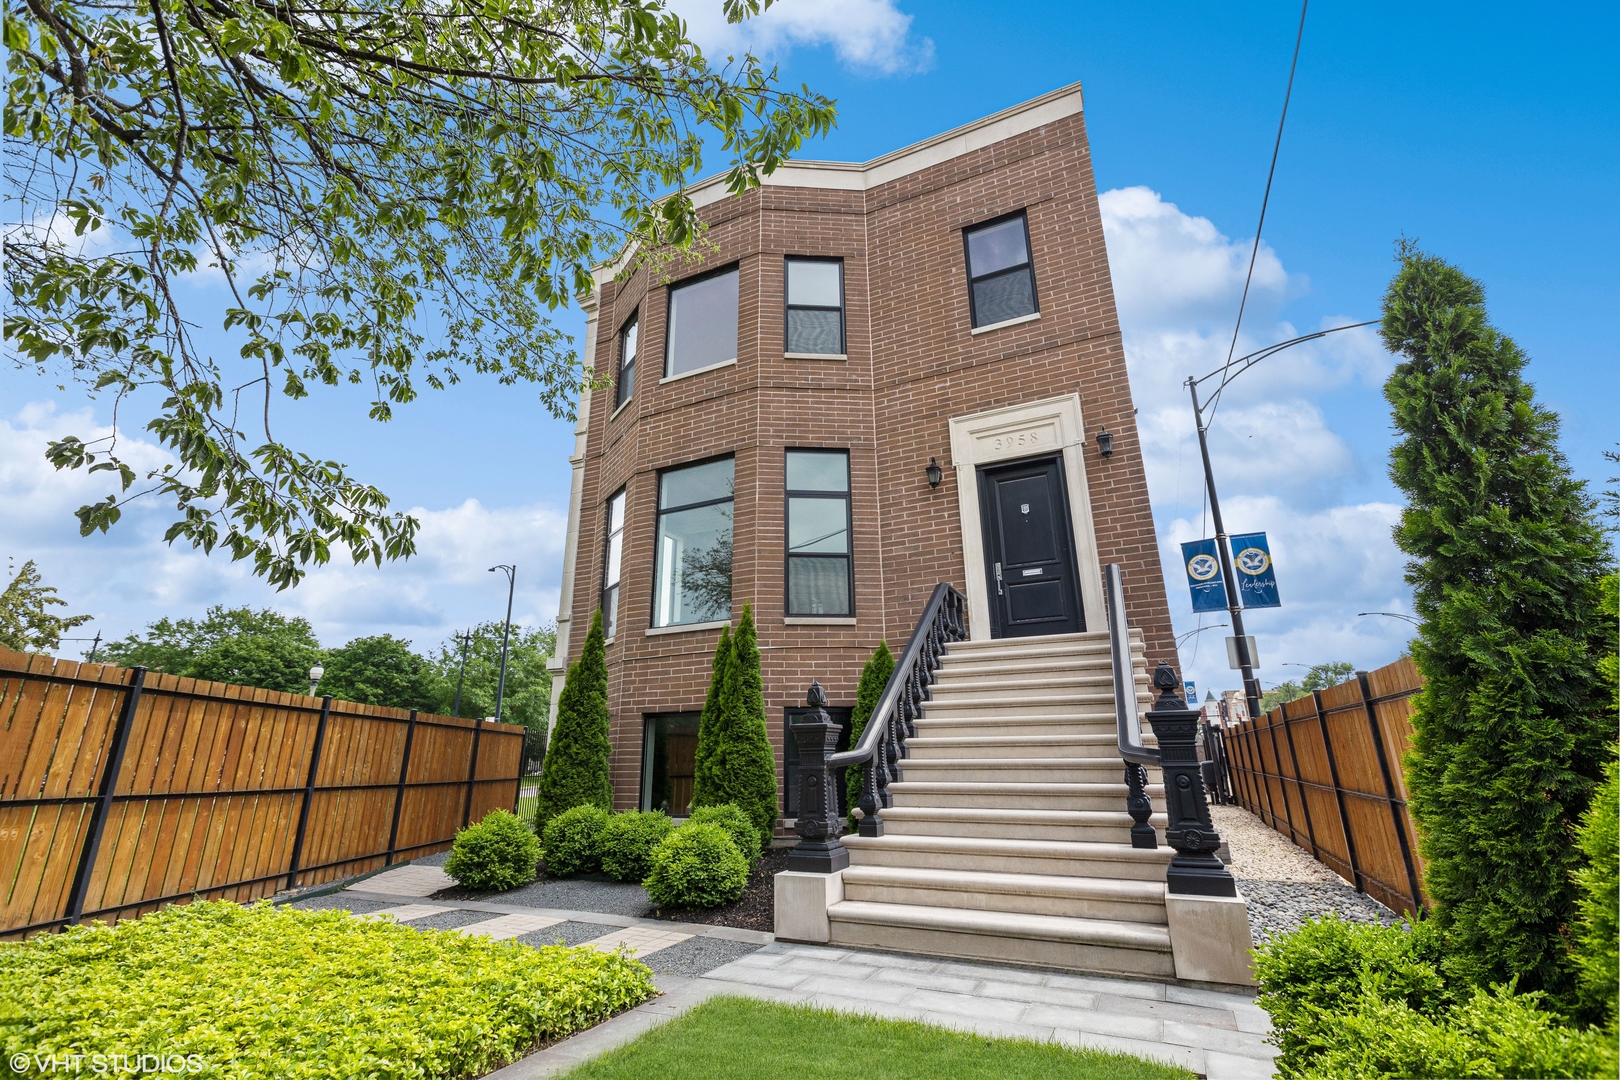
left=554, top=87, right=1179, bottom=816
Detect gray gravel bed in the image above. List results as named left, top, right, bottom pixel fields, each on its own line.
left=1239, top=878, right=1399, bottom=943
left=402, top=909, right=500, bottom=932
left=287, top=894, right=393, bottom=914
left=456, top=876, right=654, bottom=917
left=639, top=935, right=763, bottom=977
left=516, top=920, right=624, bottom=948
left=414, top=851, right=450, bottom=867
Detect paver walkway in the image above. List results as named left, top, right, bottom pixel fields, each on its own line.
left=346, top=863, right=453, bottom=897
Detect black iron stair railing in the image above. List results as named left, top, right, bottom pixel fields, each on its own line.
left=787, top=582, right=967, bottom=872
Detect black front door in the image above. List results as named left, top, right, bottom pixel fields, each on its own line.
left=979, top=456, right=1084, bottom=638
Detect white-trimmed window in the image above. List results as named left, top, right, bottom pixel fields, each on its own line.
left=964, top=212, right=1038, bottom=328
left=785, top=257, right=844, bottom=354
left=664, top=267, right=739, bottom=378
left=601, top=487, right=626, bottom=638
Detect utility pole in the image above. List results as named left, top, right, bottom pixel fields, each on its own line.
left=451, top=630, right=472, bottom=718
left=488, top=565, right=517, bottom=723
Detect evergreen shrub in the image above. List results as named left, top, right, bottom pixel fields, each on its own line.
left=1572, top=749, right=1619, bottom=1027
left=844, top=640, right=894, bottom=821
left=444, top=809, right=541, bottom=892
left=642, top=823, right=748, bottom=909
left=533, top=610, right=612, bottom=833
left=542, top=804, right=610, bottom=877
left=597, top=811, right=675, bottom=883
left=686, top=803, right=761, bottom=863
left=1381, top=245, right=1615, bottom=994
left=690, top=605, right=779, bottom=851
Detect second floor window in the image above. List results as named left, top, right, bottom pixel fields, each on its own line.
left=615, top=314, right=638, bottom=409
left=665, top=267, right=739, bottom=379
left=964, top=212, right=1038, bottom=328
left=785, top=257, right=844, bottom=355
left=602, top=487, right=626, bottom=638
left=653, top=457, right=733, bottom=627
left=785, top=449, right=852, bottom=616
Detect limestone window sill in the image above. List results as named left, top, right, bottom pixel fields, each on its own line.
left=783, top=352, right=848, bottom=361
left=660, top=357, right=737, bottom=384
left=609, top=397, right=633, bottom=421
left=645, top=619, right=731, bottom=637
left=783, top=616, right=857, bottom=626
left=970, top=311, right=1041, bottom=336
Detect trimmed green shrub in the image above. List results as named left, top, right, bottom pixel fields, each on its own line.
left=691, top=624, right=731, bottom=807
left=643, top=822, right=749, bottom=909
left=687, top=802, right=761, bottom=863
left=598, top=811, right=676, bottom=883
left=445, top=809, right=541, bottom=892
left=844, top=639, right=894, bottom=822
left=534, top=609, right=612, bottom=833
left=542, top=804, right=610, bottom=877
left=1381, top=245, right=1616, bottom=995
left=690, top=605, right=779, bottom=851
left=1572, top=748, right=1619, bottom=1027
left=0, top=900, right=654, bottom=1080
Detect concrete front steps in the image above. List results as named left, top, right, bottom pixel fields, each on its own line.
left=826, top=630, right=1178, bottom=979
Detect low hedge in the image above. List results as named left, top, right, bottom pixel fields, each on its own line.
left=598, top=811, right=675, bottom=883
left=643, top=822, right=749, bottom=909
left=0, top=901, right=654, bottom=1080
left=445, top=809, right=541, bottom=892
left=543, top=804, right=611, bottom=877
left=685, top=803, right=761, bottom=864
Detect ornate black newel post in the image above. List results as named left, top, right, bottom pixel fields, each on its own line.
left=787, top=681, right=850, bottom=873
left=1144, top=662, right=1236, bottom=896
left=1125, top=763, right=1157, bottom=848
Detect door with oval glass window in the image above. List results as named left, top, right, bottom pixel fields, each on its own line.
left=977, top=455, right=1084, bottom=638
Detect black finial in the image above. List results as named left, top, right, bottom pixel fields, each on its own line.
left=807, top=680, right=827, bottom=708
left=1152, top=661, right=1179, bottom=694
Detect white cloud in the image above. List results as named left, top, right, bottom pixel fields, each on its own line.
left=671, top=0, right=934, bottom=75
left=0, top=401, right=566, bottom=654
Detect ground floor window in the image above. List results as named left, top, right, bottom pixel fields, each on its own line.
left=641, top=712, right=700, bottom=816
left=782, top=706, right=852, bottom=816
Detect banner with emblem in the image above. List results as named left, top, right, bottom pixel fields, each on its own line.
left=1180, top=538, right=1229, bottom=613
left=1229, top=531, right=1281, bottom=608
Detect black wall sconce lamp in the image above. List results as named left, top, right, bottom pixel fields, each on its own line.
left=1096, top=427, right=1114, bottom=459
left=926, top=457, right=943, bottom=488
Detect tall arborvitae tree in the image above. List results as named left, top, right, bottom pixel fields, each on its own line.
left=692, top=625, right=732, bottom=804
left=533, top=609, right=612, bottom=832
left=1380, top=244, right=1616, bottom=995
left=691, top=605, right=779, bottom=850
left=843, top=640, right=895, bottom=822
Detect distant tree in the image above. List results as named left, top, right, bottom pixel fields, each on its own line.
left=1602, top=446, right=1619, bottom=527
left=1258, top=662, right=1354, bottom=713
left=99, top=606, right=322, bottom=693
left=1381, top=242, right=1615, bottom=996
left=317, top=635, right=438, bottom=710
left=843, top=640, right=894, bottom=821
left=426, top=622, right=554, bottom=766
left=0, top=559, right=91, bottom=653
left=533, top=609, right=611, bottom=831
left=1259, top=680, right=1304, bottom=714
left=691, top=605, right=778, bottom=850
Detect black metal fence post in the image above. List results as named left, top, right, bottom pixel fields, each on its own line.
left=65, top=667, right=146, bottom=925
left=286, top=695, right=332, bottom=890
left=786, top=681, right=850, bottom=873
left=1313, top=689, right=1365, bottom=892
left=1357, top=671, right=1424, bottom=912
left=1143, top=663, right=1237, bottom=897
left=462, top=716, right=484, bottom=829
left=385, top=710, right=417, bottom=866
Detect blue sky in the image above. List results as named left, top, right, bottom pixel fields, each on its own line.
left=3, top=1, right=1615, bottom=697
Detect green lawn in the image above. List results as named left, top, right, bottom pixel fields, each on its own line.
left=558, top=996, right=1194, bottom=1080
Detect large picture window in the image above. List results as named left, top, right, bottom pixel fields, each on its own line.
left=615, top=314, right=638, bottom=409
left=641, top=712, right=700, bottom=816
left=601, top=487, right=626, bottom=639
left=665, top=267, right=739, bottom=379
left=785, top=449, right=852, bottom=616
left=785, top=257, right=844, bottom=355
left=964, top=212, right=1038, bottom=328
left=653, top=457, right=733, bottom=628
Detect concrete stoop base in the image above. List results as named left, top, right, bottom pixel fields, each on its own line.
left=774, top=869, right=844, bottom=945
left=1165, top=889, right=1257, bottom=987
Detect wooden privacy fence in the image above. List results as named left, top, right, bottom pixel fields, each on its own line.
left=1222, top=657, right=1428, bottom=917
left=0, top=648, right=525, bottom=938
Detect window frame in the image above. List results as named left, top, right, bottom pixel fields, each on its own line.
left=962, top=210, right=1040, bottom=329
left=614, top=311, right=639, bottom=410
left=783, top=448, right=854, bottom=618
left=783, top=256, right=846, bottom=356
left=601, top=486, right=626, bottom=640
left=650, top=453, right=736, bottom=629
left=663, top=263, right=741, bottom=380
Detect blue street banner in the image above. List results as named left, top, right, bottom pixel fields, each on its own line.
left=1184, top=680, right=1198, bottom=707
left=1229, top=532, right=1281, bottom=609
left=1181, top=538, right=1229, bottom=614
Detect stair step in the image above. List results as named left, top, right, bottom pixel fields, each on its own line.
left=912, top=713, right=1126, bottom=736
left=905, top=734, right=1123, bottom=759
left=842, top=833, right=1173, bottom=880
left=927, top=673, right=1136, bottom=697
left=888, top=780, right=1164, bottom=811
left=827, top=901, right=1175, bottom=978
left=840, top=865, right=1169, bottom=922
left=901, top=758, right=1159, bottom=785
left=919, top=696, right=1123, bottom=720
left=878, top=805, right=1168, bottom=843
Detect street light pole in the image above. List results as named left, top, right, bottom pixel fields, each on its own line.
left=451, top=629, right=471, bottom=718
left=488, top=565, right=516, bottom=723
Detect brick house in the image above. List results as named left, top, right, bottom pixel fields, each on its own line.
left=546, top=82, right=1178, bottom=825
